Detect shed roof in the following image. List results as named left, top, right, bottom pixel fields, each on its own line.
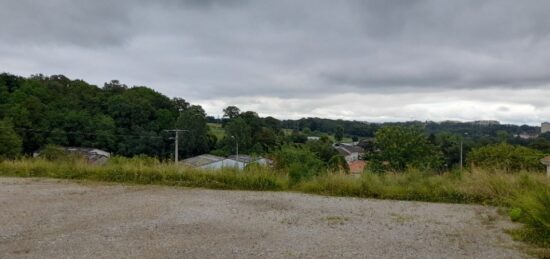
left=335, top=145, right=364, bottom=155
left=182, top=154, right=225, bottom=167
left=227, top=155, right=272, bottom=164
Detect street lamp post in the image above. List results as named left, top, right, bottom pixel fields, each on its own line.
left=231, top=135, right=239, bottom=162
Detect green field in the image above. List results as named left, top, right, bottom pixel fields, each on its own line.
left=208, top=123, right=225, bottom=139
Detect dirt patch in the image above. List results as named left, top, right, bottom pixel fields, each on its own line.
left=0, top=177, right=530, bottom=258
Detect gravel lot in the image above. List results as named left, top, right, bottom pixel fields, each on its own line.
left=0, top=177, right=529, bottom=258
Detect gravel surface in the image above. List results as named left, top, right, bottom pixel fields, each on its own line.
left=0, top=177, right=529, bottom=258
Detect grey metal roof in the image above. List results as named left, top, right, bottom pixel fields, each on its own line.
left=181, top=154, right=225, bottom=167
left=335, top=145, right=364, bottom=155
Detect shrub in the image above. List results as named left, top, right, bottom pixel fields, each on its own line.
left=0, top=120, right=22, bottom=159
left=272, top=145, right=325, bottom=184
left=37, top=145, right=77, bottom=161
left=328, top=155, right=350, bottom=173
left=509, top=208, right=522, bottom=222
left=511, top=185, right=550, bottom=247
left=467, top=143, right=546, bottom=172
left=369, top=126, right=444, bottom=172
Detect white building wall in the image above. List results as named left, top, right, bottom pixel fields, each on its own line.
left=221, top=159, right=246, bottom=169
left=344, top=152, right=359, bottom=163
left=198, top=158, right=270, bottom=170
left=200, top=160, right=226, bottom=170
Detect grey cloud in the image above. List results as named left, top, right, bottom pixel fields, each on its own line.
left=1, top=0, right=550, bottom=123
left=0, top=0, right=138, bottom=47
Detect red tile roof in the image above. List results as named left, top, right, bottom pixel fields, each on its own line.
left=349, top=160, right=366, bottom=174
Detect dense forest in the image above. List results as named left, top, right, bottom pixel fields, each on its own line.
left=0, top=73, right=289, bottom=159
left=0, top=73, right=203, bottom=158
left=1, top=73, right=550, bottom=167
left=278, top=118, right=540, bottom=139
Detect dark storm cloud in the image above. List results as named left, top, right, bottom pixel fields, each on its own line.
left=1, top=0, right=550, bottom=123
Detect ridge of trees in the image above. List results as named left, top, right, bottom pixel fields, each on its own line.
left=1, top=73, right=549, bottom=171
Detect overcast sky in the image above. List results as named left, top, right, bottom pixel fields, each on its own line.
left=1, top=0, right=550, bottom=125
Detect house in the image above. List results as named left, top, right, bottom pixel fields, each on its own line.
left=307, top=136, right=320, bottom=141
left=181, top=154, right=272, bottom=170
left=33, top=147, right=111, bottom=165
left=334, top=144, right=364, bottom=163
left=516, top=132, right=539, bottom=139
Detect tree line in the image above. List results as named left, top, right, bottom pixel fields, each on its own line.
left=0, top=73, right=213, bottom=159
left=1, top=73, right=549, bottom=173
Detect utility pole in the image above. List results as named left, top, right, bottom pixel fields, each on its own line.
left=231, top=135, right=239, bottom=162
left=460, top=139, right=463, bottom=171
left=164, top=129, right=188, bottom=164
left=460, top=132, right=468, bottom=171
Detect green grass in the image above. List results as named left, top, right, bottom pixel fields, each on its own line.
left=0, top=158, right=548, bottom=251
left=208, top=123, right=225, bottom=140
left=0, top=157, right=286, bottom=191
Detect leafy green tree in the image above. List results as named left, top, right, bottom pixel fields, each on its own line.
left=223, top=106, right=241, bottom=120
left=335, top=126, right=344, bottom=142
left=496, top=130, right=509, bottom=143
left=255, top=127, right=277, bottom=151
left=370, top=126, right=443, bottom=172
left=328, top=155, right=350, bottom=173
left=467, top=143, right=545, bottom=172
left=289, top=131, right=308, bottom=144
left=263, top=116, right=281, bottom=133
left=434, top=132, right=461, bottom=169
left=223, top=117, right=252, bottom=154
left=530, top=137, right=550, bottom=153
left=176, top=105, right=211, bottom=158
left=172, top=98, right=190, bottom=113
left=0, top=120, right=22, bottom=158
left=46, top=128, right=69, bottom=146
left=306, top=140, right=338, bottom=163
left=272, top=145, right=325, bottom=184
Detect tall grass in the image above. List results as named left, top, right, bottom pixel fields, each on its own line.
left=0, top=157, right=287, bottom=191
left=296, top=169, right=549, bottom=205
left=0, top=158, right=548, bottom=248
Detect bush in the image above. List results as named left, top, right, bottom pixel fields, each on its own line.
left=0, top=158, right=287, bottom=191
left=271, top=145, right=325, bottom=184
left=37, top=145, right=77, bottom=161
left=511, top=185, right=550, bottom=247
left=509, top=208, right=522, bottom=222
left=369, top=126, right=444, bottom=172
left=328, top=155, right=350, bottom=173
left=0, top=120, right=22, bottom=159
left=468, top=143, right=546, bottom=172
